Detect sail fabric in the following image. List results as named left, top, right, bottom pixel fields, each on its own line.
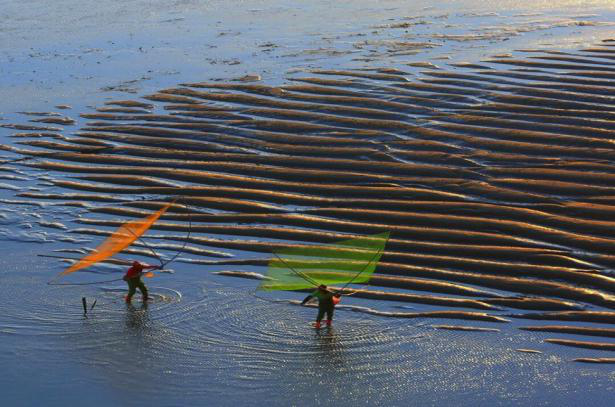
left=259, top=232, right=390, bottom=291
left=61, top=202, right=173, bottom=276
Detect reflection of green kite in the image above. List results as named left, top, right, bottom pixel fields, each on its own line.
left=259, top=232, right=390, bottom=291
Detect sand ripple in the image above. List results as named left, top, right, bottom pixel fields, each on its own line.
left=4, top=39, right=615, bottom=356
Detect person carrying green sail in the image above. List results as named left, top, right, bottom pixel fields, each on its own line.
left=259, top=231, right=390, bottom=329
left=301, top=284, right=341, bottom=328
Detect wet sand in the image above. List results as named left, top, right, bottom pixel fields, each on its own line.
left=3, top=1, right=615, bottom=405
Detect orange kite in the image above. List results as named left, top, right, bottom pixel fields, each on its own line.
left=61, top=202, right=173, bottom=276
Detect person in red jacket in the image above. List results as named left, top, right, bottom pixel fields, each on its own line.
left=123, top=261, right=158, bottom=303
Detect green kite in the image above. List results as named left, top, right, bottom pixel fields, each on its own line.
left=259, top=231, right=390, bottom=291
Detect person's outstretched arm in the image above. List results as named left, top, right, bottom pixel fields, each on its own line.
left=301, top=294, right=314, bottom=305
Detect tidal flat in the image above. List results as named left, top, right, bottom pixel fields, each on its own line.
left=2, top=1, right=615, bottom=406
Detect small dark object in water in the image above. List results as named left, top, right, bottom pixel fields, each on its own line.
left=90, top=299, right=97, bottom=311
left=82, top=297, right=87, bottom=315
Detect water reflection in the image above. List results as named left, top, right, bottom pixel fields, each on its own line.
left=124, top=302, right=150, bottom=333
left=314, top=327, right=346, bottom=371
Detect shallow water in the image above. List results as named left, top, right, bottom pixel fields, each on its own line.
left=2, top=253, right=615, bottom=406
left=2, top=1, right=615, bottom=406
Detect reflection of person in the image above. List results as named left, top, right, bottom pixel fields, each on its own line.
left=301, top=284, right=341, bottom=329
left=123, top=261, right=158, bottom=303
left=125, top=301, right=150, bottom=332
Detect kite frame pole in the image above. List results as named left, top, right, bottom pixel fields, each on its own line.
left=338, top=246, right=385, bottom=294
left=272, top=252, right=320, bottom=288
left=121, top=198, right=179, bottom=269
left=159, top=197, right=192, bottom=269
left=122, top=196, right=191, bottom=270
left=38, top=254, right=132, bottom=263
left=124, top=226, right=166, bottom=269
left=47, top=277, right=125, bottom=286
left=41, top=255, right=126, bottom=285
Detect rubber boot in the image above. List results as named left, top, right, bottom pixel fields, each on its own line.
left=313, top=321, right=321, bottom=329
left=326, top=320, right=332, bottom=327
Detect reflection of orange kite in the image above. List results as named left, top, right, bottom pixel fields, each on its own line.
left=61, top=202, right=173, bottom=276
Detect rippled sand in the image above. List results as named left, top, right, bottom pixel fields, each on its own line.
left=2, top=38, right=615, bottom=372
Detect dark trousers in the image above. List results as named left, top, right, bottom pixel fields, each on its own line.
left=127, top=278, right=148, bottom=299
left=316, top=304, right=334, bottom=322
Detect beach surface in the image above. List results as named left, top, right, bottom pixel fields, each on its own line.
left=2, top=1, right=615, bottom=406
